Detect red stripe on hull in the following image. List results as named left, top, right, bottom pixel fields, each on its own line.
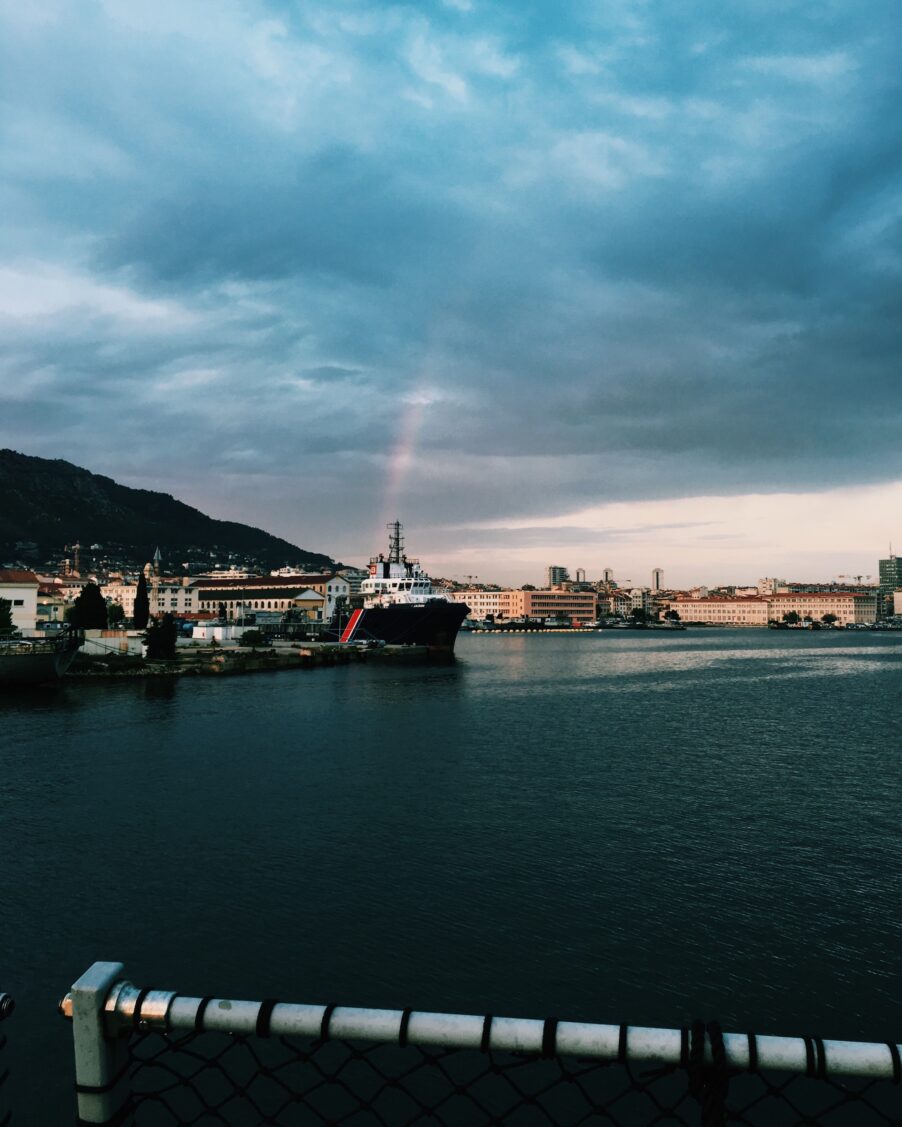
left=340, top=609, right=364, bottom=643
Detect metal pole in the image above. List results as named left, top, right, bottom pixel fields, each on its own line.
left=0, top=992, right=14, bottom=1127
left=65, top=962, right=132, bottom=1125
left=58, top=969, right=902, bottom=1082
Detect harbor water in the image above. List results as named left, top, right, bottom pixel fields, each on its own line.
left=2, top=629, right=901, bottom=1121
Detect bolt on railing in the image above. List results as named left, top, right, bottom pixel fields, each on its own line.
left=59, top=961, right=902, bottom=1125
left=0, top=991, right=14, bottom=1127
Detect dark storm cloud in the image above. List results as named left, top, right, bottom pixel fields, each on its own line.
left=1, top=0, right=901, bottom=559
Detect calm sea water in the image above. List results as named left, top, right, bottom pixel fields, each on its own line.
left=2, top=629, right=901, bottom=1120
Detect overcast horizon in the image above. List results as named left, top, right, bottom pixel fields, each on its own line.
left=2, top=1, right=901, bottom=587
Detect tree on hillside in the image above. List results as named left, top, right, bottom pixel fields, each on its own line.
left=70, top=583, right=108, bottom=629
left=133, top=572, right=150, bottom=629
left=0, top=597, right=16, bottom=636
left=144, top=614, right=177, bottom=661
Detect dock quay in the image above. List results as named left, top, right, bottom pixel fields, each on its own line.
left=3, top=961, right=899, bottom=1123
left=64, top=639, right=431, bottom=679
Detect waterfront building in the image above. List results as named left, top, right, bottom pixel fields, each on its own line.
left=36, top=583, right=67, bottom=629
left=629, top=588, right=654, bottom=615
left=57, top=577, right=91, bottom=603
left=0, top=569, right=39, bottom=633
left=337, top=567, right=369, bottom=598
left=193, top=573, right=349, bottom=621
left=668, top=596, right=770, bottom=626
left=878, top=552, right=902, bottom=617
left=766, top=591, right=876, bottom=625
left=148, top=576, right=196, bottom=617
left=668, top=591, right=876, bottom=627
left=449, top=589, right=514, bottom=620
left=450, top=588, right=597, bottom=624
left=596, top=590, right=633, bottom=617
left=101, top=579, right=138, bottom=618
left=545, top=566, right=569, bottom=587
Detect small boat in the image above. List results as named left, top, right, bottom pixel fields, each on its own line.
left=0, top=629, right=83, bottom=686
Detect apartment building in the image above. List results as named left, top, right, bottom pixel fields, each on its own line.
left=668, top=596, right=769, bottom=626
left=450, top=588, right=597, bottom=623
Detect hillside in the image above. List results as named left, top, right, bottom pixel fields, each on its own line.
left=0, top=449, right=339, bottom=572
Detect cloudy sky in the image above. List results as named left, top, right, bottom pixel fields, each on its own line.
left=2, top=0, right=901, bottom=585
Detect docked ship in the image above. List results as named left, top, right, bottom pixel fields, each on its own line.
left=331, top=522, right=469, bottom=654
left=0, top=629, right=83, bottom=686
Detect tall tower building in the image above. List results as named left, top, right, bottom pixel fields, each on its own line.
left=878, top=550, right=902, bottom=617
left=546, top=565, right=569, bottom=587
left=651, top=568, right=663, bottom=592
left=602, top=568, right=614, bottom=586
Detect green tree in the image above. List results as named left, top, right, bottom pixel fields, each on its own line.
left=107, top=603, right=125, bottom=627
left=70, top=583, right=108, bottom=629
left=0, top=597, right=16, bottom=636
left=144, top=614, right=177, bottom=661
left=240, top=629, right=265, bottom=648
left=782, top=611, right=801, bottom=625
left=821, top=613, right=838, bottom=625
left=663, top=609, right=681, bottom=621
left=521, top=584, right=536, bottom=591
left=630, top=607, right=648, bottom=623
left=133, top=572, right=150, bottom=629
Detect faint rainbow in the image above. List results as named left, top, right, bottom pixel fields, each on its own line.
left=375, top=387, right=432, bottom=544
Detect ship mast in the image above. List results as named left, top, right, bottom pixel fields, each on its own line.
left=387, top=520, right=404, bottom=564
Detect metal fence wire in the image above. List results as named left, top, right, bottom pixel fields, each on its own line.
left=62, top=964, right=902, bottom=1127
left=0, top=991, right=13, bottom=1127
left=123, top=1023, right=902, bottom=1126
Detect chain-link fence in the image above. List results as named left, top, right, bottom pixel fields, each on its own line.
left=61, top=963, right=902, bottom=1126
left=0, top=991, right=14, bottom=1126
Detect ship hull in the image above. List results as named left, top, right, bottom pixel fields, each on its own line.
left=0, top=633, right=82, bottom=686
left=331, top=600, right=470, bottom=653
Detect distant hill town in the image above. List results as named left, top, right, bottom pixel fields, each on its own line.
left=0, top=449, right=339, bottom=574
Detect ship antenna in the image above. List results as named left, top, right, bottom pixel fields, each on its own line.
left=387, top=520, right=404, bottom=564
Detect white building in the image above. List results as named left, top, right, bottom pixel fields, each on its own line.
left=149, top=577, right=197, bottom=617
left=669, top=596, right=770, bottom=626
left=101, top=579, right=138, bottom=618
left=668, top=591, right=876, bottom=627
left=0, top=569, right=39, bottom=634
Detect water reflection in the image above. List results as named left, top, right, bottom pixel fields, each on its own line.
left=1, top=630, right=901, bottom=1120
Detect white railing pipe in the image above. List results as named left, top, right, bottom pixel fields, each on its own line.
left=58, top=963, right=902, bottom=1083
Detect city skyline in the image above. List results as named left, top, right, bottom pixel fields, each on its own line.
left=2, top=2, right=901, bottom=581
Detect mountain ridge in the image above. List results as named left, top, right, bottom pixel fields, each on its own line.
left=0, top=449, right=340, bottom=572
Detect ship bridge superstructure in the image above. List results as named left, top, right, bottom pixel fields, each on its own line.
left=360, top=521, right=445, bottom=607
